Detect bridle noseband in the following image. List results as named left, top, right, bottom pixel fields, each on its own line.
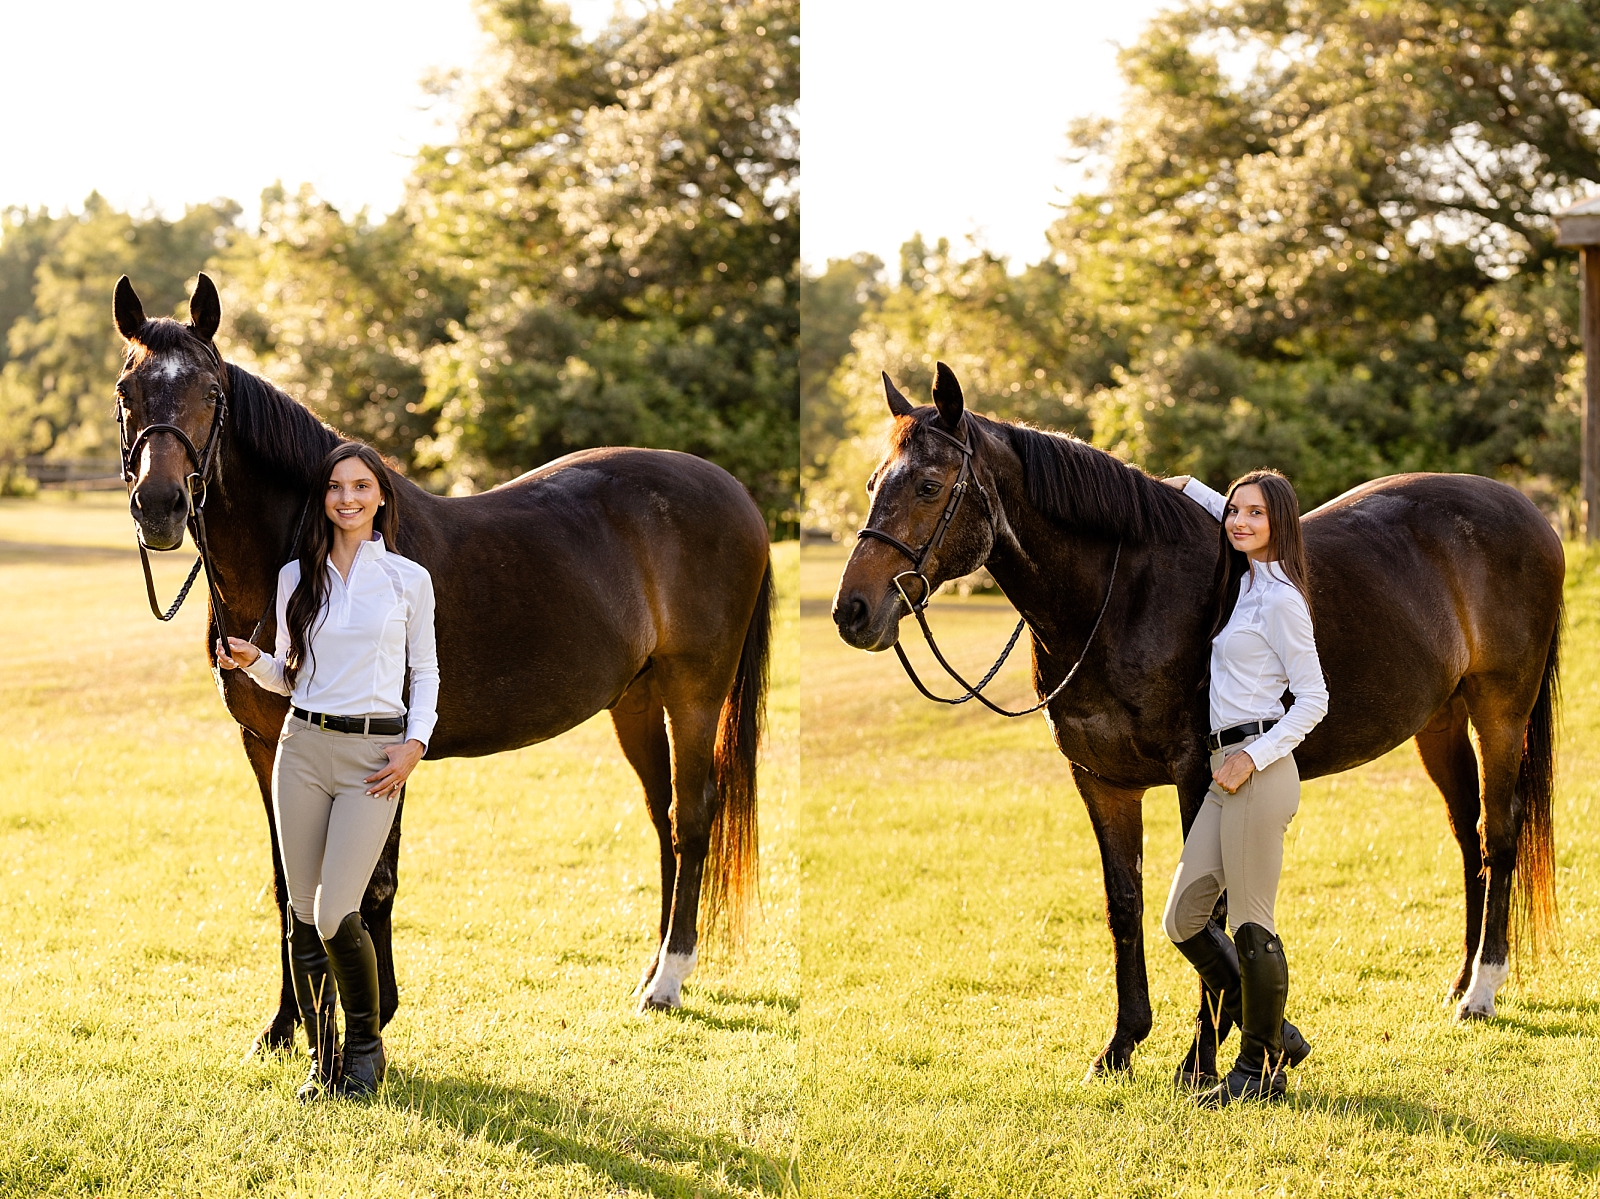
left=855, top=414, right=1121, bottom=718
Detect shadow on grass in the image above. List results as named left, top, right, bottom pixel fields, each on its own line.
left=1305, top=1091, right=1600, bottom=1173
left=384, top=1070, right=790, bottom=1197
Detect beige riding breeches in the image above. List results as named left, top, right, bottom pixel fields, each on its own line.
left=272, top=715, right=403, bottom=940
left=1161, top=732, right=1300, bottom=940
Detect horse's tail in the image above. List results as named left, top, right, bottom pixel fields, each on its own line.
left=703, top=556, right=773, bottom=948
left=1514, top=604, right=1562, bottom=960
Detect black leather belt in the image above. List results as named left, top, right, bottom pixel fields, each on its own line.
left=1208, top=719, right=1278, bottom=752
left=293, top=707, right=405, bottom=736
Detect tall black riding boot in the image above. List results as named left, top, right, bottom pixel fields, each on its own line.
left=322, top=912, right=386, bottom=1098
left=1198, top=922, right=1291, bottom=1107
left=1172, top=919, right=1310, bottom=1088
left=287, top=914, right=340, bottom=1101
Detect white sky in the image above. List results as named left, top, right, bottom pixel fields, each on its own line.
left=801, top=0, right=1172, bottom=272
left=0, top=0, right=619, bottom=223
left=0, top=1, right=1173, bottom=266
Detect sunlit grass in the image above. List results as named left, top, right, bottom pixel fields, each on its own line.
left=800, top=540, right=1600, bottom=1198
left=0, top=493, right=798, bottom=1198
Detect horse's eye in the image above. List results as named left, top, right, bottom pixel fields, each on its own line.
left=918, top=480, right=942, bottom=497
left=206, top=386, right=221, bottom=403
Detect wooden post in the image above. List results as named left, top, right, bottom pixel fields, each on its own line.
left=1555, top=196, right=1600, bottom=542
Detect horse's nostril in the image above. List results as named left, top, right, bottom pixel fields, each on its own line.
left=838, top=595, right=868, bottom=631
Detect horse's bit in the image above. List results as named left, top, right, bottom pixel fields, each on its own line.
left=856, top=415, right=1121, bottom=718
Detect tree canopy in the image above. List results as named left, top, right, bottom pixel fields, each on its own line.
left=0, top=0, right=798, bottom=531
left=807, top=0, right=1597, bottom=533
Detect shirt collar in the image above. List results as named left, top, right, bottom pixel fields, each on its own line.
left=327, top=532, right=387, bottom=572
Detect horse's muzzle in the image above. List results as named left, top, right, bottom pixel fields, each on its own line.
left=832, top=588, right=901, bottom=652
left=130, top=482, right=190, bottom=551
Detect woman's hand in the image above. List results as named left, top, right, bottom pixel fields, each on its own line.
left=1213, top=749, right=1257, bottom=794
left=1161, top=475, right=1192, bottom=490
left=216, top=637, right=261, bottom=670
left=365, top=739, right=425, bottom=798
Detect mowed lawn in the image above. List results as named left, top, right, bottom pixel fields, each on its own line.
left=801, top=541, right=1600, bottom=1198
left=0, top=494, right=798, bottom=1198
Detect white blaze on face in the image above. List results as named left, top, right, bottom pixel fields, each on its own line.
left=639, top=948, right=698, bottom=1009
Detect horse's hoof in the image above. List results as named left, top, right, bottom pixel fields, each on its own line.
left=1454, top=1000, right=1495, bottom=1022
left=248, top=1014, right=297, bottom=1059
left=1174, top=1063, right=1221, bottom=1091
left=635, top=949, right=696, bottom=1013
left=1083, top=1049, right=1135, bottom=1082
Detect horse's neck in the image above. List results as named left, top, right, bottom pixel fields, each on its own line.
left=983, top=463, right=1213, bottom=658
left=205, top=436, right=307, bottom=634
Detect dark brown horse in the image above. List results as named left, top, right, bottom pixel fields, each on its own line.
left=833, top=363, right=1561, bottom=1079
left=114, top=274, right=772, bottom=1049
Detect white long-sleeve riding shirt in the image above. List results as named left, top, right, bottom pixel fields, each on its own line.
left=242, top=533, right=440, bottom=749
left=1181, top=478, right=1328, bottom=771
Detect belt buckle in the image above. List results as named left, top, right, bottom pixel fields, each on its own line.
left=317, top=712, right=328, bottom=730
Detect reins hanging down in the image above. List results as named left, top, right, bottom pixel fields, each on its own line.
left=856, top=414, right=1121, bottom=718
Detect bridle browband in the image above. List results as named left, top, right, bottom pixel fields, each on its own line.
left=856, top=414, right=1121, bottom=718
left=117, top=337, right=299, bottom=656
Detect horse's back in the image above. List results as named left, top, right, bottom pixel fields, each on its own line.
left=1294, top=473, right=1563, bottom=778
left=401, top=447, right=768, bottom=757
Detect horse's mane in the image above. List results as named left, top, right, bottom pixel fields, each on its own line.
left=974, top=414, right=1199, bottom=543
left=128, top=317, right=340, bottom=489
left=225, top=362, right=340, bottom=489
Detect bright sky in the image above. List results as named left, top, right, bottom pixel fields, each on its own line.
left=801, top=0, right=1172, bottom=272
left=0, top=0, right=618, bottom=223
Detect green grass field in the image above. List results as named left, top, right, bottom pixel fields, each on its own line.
left=0, top=494, right=798, bottom=1198
left=800, top=541, right=1600, bottom=1198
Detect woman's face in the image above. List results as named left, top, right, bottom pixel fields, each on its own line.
left=325, top=456, right=383, bottom=539
left=1226, top=483, right=1273, bottom=562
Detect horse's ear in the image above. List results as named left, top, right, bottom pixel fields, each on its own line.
left=932, top=361, right=965, bottom=430
left=189, top=273, right=222, bottom=342
left=113, top=276, right=145, bottom=342
left=883, top=371, right=915, bottom=418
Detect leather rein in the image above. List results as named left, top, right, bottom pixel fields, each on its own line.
left=856, top=415, right=1121, bottom=719
left=117, top=346, right=304, bottom=654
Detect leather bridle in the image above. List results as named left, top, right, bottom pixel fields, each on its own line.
left=855, top=414, right=1121, bottom=718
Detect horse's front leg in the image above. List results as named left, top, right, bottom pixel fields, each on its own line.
left=361, top=793, right=404, bottom=1027
left=1071, top=763, right=1151, bottom=1077
left=1171, top=758, right=1230, bottom=1087
left=240, top=726, right=299, bottom=1055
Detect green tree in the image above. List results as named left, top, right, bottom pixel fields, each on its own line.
left=409, top=0, right=799, bottom=528
left=1050, top=0, right=1594, bottom=506
left=214, top=185, right=467, bottom=470
left=0, top=195, right=239, bottom=464
left=800, top=253, right=883, bottom=488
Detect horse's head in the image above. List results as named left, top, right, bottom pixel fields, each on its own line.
left=114, top=274, right=228, bottom=550
left=832, top=363, right=1001, bottom=651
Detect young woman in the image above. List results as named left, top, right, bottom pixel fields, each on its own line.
left=1160, top=469, right=1328, bottom=1106
left=217, top=441, right=438, bottom=1100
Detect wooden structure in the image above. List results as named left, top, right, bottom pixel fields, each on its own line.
left=1555, top=194, right=1600, bottom=542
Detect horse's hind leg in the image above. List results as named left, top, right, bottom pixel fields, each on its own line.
left=609, top=674, right=676, bottom=996
left=1414, top=693, right=1483, bottom=1001
left=239, top=727, right=298, bottom=1055
left=1455, top=684, right=1530, bottom=1021
left=636, top=667, right=726, bottom=1012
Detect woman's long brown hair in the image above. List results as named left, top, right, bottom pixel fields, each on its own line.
left=1207, top=468, right=1313, bottom=641
left=283, top=442, right=400, bottom=689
